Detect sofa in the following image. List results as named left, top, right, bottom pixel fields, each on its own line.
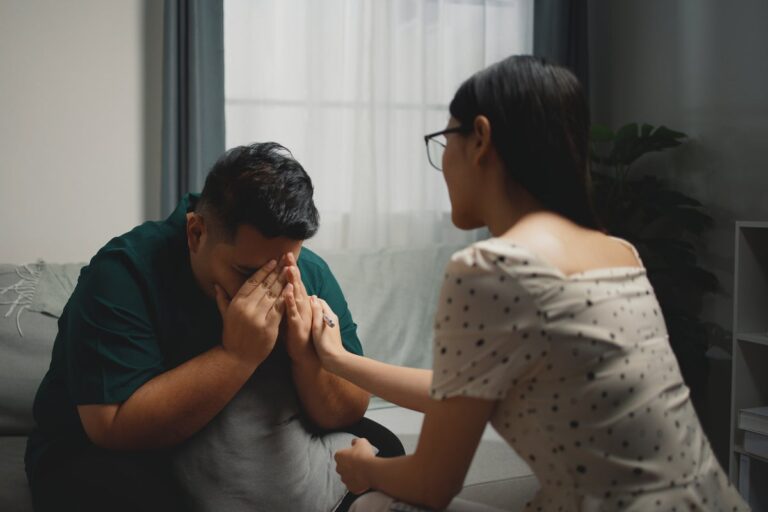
left=0, top=245, right=538, bottom=511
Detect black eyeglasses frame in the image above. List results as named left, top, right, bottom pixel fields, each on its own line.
left=423, top=126, right=473, bottom=171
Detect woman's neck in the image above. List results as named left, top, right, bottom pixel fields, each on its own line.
left=482, top=180, right=545, bottom=237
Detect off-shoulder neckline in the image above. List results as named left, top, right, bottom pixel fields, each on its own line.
left=477, top=237, right=647, bottom=281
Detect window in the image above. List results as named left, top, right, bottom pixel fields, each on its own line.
left=224, top=0, right=533, bottom=250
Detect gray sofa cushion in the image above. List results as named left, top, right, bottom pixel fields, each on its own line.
left=0, top=436, right=33, bottom=512
left=0, top=264, right=61, bottom=435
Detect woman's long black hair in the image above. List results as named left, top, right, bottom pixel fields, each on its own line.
left=449, top=55, right=601, bottom=230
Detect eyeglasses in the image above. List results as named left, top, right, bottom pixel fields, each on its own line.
left=423, top=126, right=472, bottom=171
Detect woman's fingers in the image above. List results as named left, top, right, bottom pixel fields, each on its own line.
left=317, top=298, right=340, bottom=326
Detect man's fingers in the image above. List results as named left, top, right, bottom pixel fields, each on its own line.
left=284, top=265, right=305, bottom=296
left=236, top=259, right=277, bottom=298
left=266, top=272, right=286, bottom=301
left=310, top=295, right=324, bottom=333
left=257, top=272, right=288, bottom=323
left=266, top=296, right=286, bottom=324
left=272, top=295, right=286, bottom=316
left=214, top=284, right=229, bottom=318
left=287, top=253, right=309, bottom=296
left=261, top=266, right=282, bottom=290
left=283, top=283, right=300, bottom=319
left=288, top=267, right=311, bottom=313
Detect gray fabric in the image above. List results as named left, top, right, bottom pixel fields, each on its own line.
left=533, top=0, right=590, bottom=92
left=0, top=262, right=42, bottom=337
left=29, top=262, right=83, bottom=318
left=457, top=478, right=539, bottom=512
left=0, top=436, right=34, bottom=512
left=162, top=0, right=226, bottom=217
left=350, top=490, right=529, bottom=512
left=0, top=265, right=61, bottom=435
left=172, top=348, right=354, bottom=512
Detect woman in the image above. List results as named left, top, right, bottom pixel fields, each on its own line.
left=305, top=56, right=746, bottom=511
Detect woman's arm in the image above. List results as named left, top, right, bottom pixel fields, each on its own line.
left=309, top=296, right=433, bottom=413
left=335, top=395, right=496, bottom=510
left=326, top=350, right=433, bottom=413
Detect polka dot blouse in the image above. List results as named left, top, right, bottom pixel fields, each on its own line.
left=429, top=238, right=747, bottom=511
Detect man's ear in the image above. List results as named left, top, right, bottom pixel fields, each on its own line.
left=471, top=115, right=493, bottom=166
left=186, top=212, right=206, bottom=254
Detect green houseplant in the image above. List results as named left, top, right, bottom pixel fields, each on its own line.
left=589, top=123, right=722, bottom=411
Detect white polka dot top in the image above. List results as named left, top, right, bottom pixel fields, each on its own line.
left=430, top=238, right=747, bottom=511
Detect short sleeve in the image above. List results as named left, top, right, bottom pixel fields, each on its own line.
left=430, top=245, right=547, bottom=401
left=298, top=250, right=363, bottom=356
left=63, top=255, right=165, bottom=405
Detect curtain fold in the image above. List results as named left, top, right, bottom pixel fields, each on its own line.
left=162, top=0, right=225, bottom=217
left=533, top=0, right=590, bottom=93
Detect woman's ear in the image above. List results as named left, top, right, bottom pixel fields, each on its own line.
left=186, top=212, right=206, bottom=254
left=471, top=115, right=493, bottom=166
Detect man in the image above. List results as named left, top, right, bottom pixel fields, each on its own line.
left=26, top=142, right=400, bottom=511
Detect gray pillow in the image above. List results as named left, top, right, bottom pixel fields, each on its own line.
left=0, top=264, right=59, bottom=434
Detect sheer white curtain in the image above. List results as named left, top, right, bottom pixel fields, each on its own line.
left=224, top=0, right=533, bottom=250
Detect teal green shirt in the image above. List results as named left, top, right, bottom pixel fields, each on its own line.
left=26, top=194, right=362, bottom=482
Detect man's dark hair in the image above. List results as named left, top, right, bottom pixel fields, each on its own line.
left=449, top=55, right=601, bottom=230
left=196, top=142, right=319, bottom=240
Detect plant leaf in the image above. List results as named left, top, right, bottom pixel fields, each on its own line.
left=590, top=124, right=615, bottom=142
left=606, top=123, right=687, bottom=167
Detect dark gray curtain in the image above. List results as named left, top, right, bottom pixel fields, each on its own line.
left=161, top=0, right=225, bottom=217
left=533, top=0, right=590, bottom=93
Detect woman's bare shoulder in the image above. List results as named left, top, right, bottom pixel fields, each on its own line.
left=499, top=213, right=641, bottom=276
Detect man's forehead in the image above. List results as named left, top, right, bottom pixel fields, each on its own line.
left=230, top=225, right=302, bottom=266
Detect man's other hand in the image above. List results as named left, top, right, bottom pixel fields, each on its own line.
left=282, top=252, right=315, bottom=364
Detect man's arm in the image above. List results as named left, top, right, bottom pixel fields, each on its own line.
left=291, top=352, right=370, bottom=430
left=79, top=345, right=257, bottom=450
left=281, top=258, right=369, bottom=429
left=79, top=259, right=288, bottom=450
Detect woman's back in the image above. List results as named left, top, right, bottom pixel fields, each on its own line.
left=429, top=236, right=745, bottom=511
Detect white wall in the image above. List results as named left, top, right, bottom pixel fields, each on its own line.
left=0, top=0, right=163, bottom=264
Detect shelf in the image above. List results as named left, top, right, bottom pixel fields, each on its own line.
left=736, top=221, right=768, bottom=229
left=734, top=445, right=768, bottom=465
left=737, top=333, right=768, bottom=347
left=730, top=222, right=768, bottom=490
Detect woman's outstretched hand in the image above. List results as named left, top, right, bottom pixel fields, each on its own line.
left=309, top=296, right=346, bottom=372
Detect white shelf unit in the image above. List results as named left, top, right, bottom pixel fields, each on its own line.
left=730, top=221, right=768, bottom=508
